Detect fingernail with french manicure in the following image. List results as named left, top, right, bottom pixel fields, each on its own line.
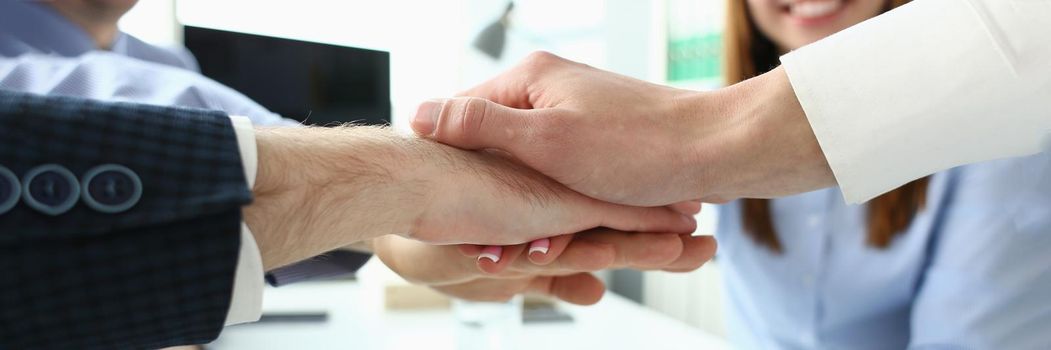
left=528, top=238, right=551, bottom=256
left=479, top=245, right=503, bottom=263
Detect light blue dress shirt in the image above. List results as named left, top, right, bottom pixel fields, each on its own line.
left=0, top=0, right=295, bottom=127
left=716, top=151, right=1051, bottom=349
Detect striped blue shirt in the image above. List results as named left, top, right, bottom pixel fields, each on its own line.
left=0, top=0, right=295, bottom=127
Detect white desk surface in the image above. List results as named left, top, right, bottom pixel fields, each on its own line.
left=212, top=277, right=730, bottom=350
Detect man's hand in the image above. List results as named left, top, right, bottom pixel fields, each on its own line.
left=371, top=230, right=716, bottom=305
left=412, top=52, right=835, bottom=206
left=244, top=126, right=696, bottom=270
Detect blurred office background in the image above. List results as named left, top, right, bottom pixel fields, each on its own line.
left=121, top=0, right=728, bottom=341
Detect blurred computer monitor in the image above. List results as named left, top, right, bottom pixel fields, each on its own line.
left=184, top=26, right=391, bottom=126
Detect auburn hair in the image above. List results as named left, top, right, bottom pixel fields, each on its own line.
left=723, top=0, right=928, bottom=252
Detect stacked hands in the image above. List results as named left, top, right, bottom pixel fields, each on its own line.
left=250, top=51, right=826, bottom=304
left=392, top=52, right=731, bottom=304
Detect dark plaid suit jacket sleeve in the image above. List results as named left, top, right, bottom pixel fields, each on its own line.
left=0, top=90, right=253, bottom=349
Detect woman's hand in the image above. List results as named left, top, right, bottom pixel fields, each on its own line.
left=412, top=52, right=833, bottom=206
left=371, top=229, right=716, bottom=305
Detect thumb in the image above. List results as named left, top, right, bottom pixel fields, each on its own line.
left=412, top=97, right=537, bottom=152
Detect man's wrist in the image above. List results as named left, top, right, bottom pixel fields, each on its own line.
left=245, top=126, right=430, bottom=270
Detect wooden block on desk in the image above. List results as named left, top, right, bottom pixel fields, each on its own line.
left=523, top=295, right=558, bottom=308
left=384, top=284, right=451, bottom=310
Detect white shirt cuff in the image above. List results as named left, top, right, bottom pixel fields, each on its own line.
left=224, top=115, right=264, bottom=326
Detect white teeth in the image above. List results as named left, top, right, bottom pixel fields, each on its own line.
left=791, top=0, right=842, bottom=19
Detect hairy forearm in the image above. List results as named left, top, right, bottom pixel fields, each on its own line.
left=343, top=240, right=375, bottom=254
left=244, top=121, right=693, bottom=269
left=244, top=126, right=431, bottom=270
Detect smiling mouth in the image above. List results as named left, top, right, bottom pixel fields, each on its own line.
left=779, top=0, right=847, bottom=21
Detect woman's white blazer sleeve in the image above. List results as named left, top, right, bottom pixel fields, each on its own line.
left=780, top=0, right=1051, bottom=204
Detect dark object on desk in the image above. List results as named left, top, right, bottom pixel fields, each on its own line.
left=184, top=26, right=391, bottom=126
left=161, top=345, right=202, bottom=350
left=256, top=312, right=329, bottom=324
left=266, top=250, right=373, bottom=287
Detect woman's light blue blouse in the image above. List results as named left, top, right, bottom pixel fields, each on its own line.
left=716, top=151, right=1051, bottom=349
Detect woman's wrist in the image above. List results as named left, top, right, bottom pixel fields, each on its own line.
left=674, top=87, right=746, bottom=202
left=679, top=66, right=835, bottom=202
left=726, top=66, right=835, bottom=198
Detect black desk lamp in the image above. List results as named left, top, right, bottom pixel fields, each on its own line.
left=473, top=2, right=515, bottom=60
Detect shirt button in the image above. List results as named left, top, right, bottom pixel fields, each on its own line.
left=81, top=164, right=142, bottom=214
left=23, top=164, right=80, bottom=216
left=0, top=165, right=19, bottom=215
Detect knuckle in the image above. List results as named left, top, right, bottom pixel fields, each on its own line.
left=518, top=51, right=564, bottom=82
left=524, top=50, right=559, bottom=67
left=460, top=97, right=490, bottom=137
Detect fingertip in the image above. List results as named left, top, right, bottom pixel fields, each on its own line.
left=663, top=213, right=699, bottom=235
left=580, top=291, right=605, bottom=306
left=682, top=214, right=698, bottom=232
left=527, top=238, right=551, bottom=262
left=528, top=238, right=550, bottom=255
left=656, top=207, right=697, bottom=234
left=458, top=244, right=484, bottom=257
left=599, top=204, right=696, bottom=235
left=412, top=99, right=444, bottom=137
left=476, top=246, right=504, bottom=274
left=477, top=259, right=503, bottom=274
left=664, top=234, right=717, bottom=273
left=690, top=234, right=718, bottom=260
left=527, top=234, right=575, bottom=266
left=554, top=273, right=606, bottom=306
left=477, top=245, right=527, bottom=275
